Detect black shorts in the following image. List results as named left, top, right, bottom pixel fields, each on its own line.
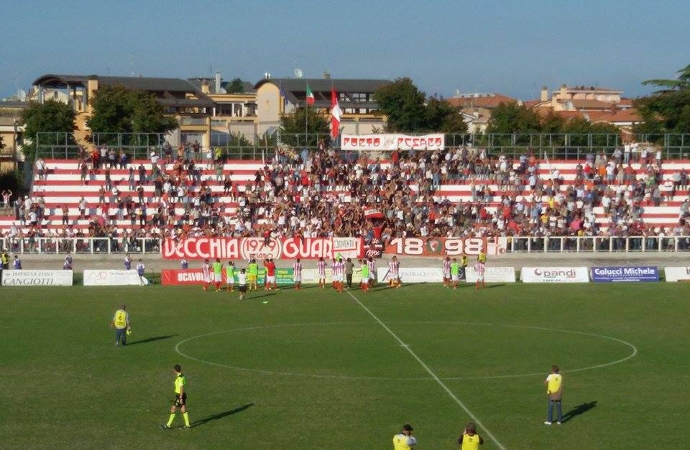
left=173, top=393, right=187, bottom=407
left=238, top=284, right=247, bottom=293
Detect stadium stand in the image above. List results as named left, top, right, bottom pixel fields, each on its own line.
left=1, top=147, right=689, bottom=251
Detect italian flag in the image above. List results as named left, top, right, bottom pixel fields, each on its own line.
left=306, top=85, right=315, bottom=105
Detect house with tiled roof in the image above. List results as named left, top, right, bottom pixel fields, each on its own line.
left=447, top=92, right=518, bottom=110
left=254, top=76, right=392, bottom=136
left=32, top=74, right=215, bottom=146
left=448, top=92, right=519, bottom=133
left=528, top=84, right=640, bottom=135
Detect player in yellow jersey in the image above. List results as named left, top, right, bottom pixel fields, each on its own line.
left=393, top=423, right=417, bottom=450
left=160, top=364, right=191, bottom=429
left=247, top=258, right=259, bottom=291
left=111, top=304, right=130, bottom=346
left=544, top=364, right=563, bottom=425
left=457, top=422, right=483, bottom=449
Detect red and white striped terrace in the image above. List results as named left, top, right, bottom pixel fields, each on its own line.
left=0, top=159, right=686, bottom=233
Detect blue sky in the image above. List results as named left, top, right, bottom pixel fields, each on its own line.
left=1, top=0, right=688, bottom=101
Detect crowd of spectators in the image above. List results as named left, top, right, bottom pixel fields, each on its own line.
left=3, top=142, right=690, bottom=253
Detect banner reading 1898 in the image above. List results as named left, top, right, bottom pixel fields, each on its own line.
left=384, top=237, right=507, bottom=256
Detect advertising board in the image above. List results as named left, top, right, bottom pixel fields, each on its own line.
left=663, top=267, right=690, bottom=282
left=376, top=267, right=443, bottom=283
left=1, top=270, right=73, bottom=286
left=465, top=266, right=516, bottom=283
left=590, top=266, right=659, bottom=282
left=83, top=270, right=148, bottom=286
left=520, top=267, right=589, bottom=283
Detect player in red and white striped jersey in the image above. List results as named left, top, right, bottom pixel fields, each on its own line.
left=317, top=257, right=327, bottom=289
left=367, top=257, right=376, bottom=287
left=474, top=258, right=486, bottom=290
left=202, top=259, right=211, bottom=291
left=442, top=256, right=451, bottom=288
left=332, top=257, right=345, bottom=293
left=293, top=259, right=303, bottom=290
left=388, top=256, right=401, bottom=288
left=330, top=258, right=337, bottom=289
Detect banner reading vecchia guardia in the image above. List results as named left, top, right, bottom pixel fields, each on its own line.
left=162, top=237, right=363, bottom=260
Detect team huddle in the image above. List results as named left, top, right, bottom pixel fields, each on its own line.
left=175, top=252, right=488, bottom=296
left=442, top=251, right=486, bottom=290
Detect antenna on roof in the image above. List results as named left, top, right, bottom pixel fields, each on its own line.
left=16, top=90, right=27, bottom=101
left=294, top=68, right=303, bottom=79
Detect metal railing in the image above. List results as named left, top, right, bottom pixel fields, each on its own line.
left=1, top=237, right=160, bottom=255
left=505, top=235, right=690, bottom=253
left=32, top=132, right=690, bottom=161
left=2, top=236, right=690, bottom=256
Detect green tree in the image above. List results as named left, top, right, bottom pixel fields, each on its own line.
left=374, top=77, right=427, bottom=132
left=279, top=107, right=330, bottom=148
left=641, top=64, right=690, bottom=92
left=540, top=111, right=566, bottom=134
left=635, top=64, right=690, bottom=137
left=87, top=85, right=178, bottom=138
left=486, top=102, right=542, bottom=134
left=20, top=99, right=76, bottom=162
left=226, top=78, right=245, bottom=94
left=425, top=96, right=468, bottom=133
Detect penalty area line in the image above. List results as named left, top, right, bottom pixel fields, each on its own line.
left=345, top=290, right=507, bottom=450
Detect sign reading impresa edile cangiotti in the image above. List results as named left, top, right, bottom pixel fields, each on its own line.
left=1, top=270, right=73, bottom=286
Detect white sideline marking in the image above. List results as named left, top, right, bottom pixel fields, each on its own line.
left=345, top=291, right=507, bottom=450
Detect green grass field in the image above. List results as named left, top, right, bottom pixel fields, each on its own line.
left=3, top=281, right=690, bottom=450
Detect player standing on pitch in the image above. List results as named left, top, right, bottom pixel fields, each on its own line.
left=160, top=364, right=191, bottom=429
left=202, top=259, right=211, bottom=291
left=293, top=258, right=303, bottom=290
left=474, top=256, right=486, bottom=290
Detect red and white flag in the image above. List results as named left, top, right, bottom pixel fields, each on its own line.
left=331, top=88, right=342, bottom=138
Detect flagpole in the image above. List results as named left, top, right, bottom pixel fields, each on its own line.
left=305, top=81, right=308, bottom=150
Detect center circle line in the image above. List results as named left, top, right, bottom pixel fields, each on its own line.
left=174, top=321, right=638, bottom=380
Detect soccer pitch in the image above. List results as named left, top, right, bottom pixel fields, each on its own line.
left=3, top=281, right=690, bottom=450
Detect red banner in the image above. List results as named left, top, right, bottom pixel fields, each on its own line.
left=384, top=237, right=507, bottom=257
left=161, top=269, right=211, bottom=285
left=162, top=237, right=363, bottom=260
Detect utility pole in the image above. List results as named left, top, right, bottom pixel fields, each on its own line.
left=12, top=118, right=18, bottom=173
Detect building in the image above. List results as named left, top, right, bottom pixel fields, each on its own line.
left=448, top=92, right=519, bottom=134
left=31, top=73, right=392, bottom=149
left=254, top=76, right=391, bottom=137
left=185, top=73, right=258, bottom=146
left=528, top=84, right=640, bottom=136
left=31, top=74, right=215, bottom=147
left=0, top=100, right=27, bottom=172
